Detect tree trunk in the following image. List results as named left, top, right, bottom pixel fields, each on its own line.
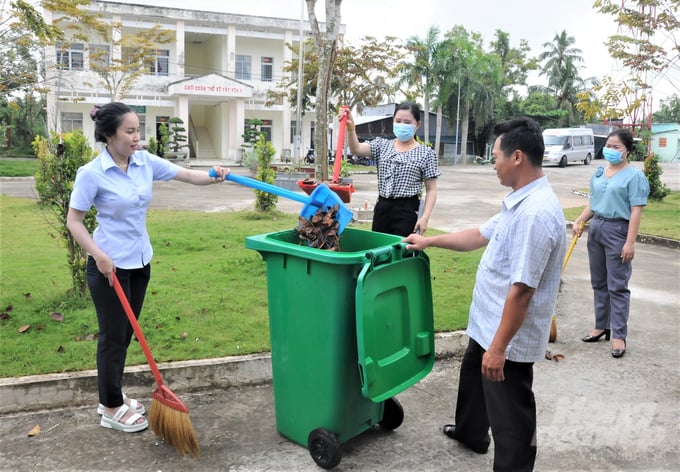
left=307, top=0, right=342, bottom=182
left=435, top=104, right=442, bottom=158
left=459, top=100, right=471, bottom=165
left=423, top=92, right=430, bottom=146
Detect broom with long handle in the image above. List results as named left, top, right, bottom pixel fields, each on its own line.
left=549, top=221, right=585, bottom=342
left=112, top=272, right=199, bottom=457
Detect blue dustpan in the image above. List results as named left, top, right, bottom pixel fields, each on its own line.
left=211, top=171, right=353, bottom=234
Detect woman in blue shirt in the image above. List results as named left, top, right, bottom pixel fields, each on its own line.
left=66, top=102, right=228, bottom=432
left=573, top=128, right=649, bottom=358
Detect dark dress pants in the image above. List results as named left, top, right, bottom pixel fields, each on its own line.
left=372, top=196, right=420, bottom=236
left=86, top=256, right=150, bottom=407
left=454, top=339, right=537, bottom=472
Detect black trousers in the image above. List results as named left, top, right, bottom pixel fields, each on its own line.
left=455, top=339, right=537, bottom=472
left=86, top=256, right=150, bottom=408
left=372, top=195, right=420, bottom=237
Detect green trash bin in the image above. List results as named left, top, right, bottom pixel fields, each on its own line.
left=245, top=227, right=434, bottom=470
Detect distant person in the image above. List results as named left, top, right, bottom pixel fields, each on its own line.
left=404, top=117, right=566, bottom=471
left=66, top=102, right=228, bottom=433
left=340, top=103, right=439, bottom=236
left=573, top=128, right=649, bottom=358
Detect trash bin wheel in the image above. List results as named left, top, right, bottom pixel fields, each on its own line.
left=308, top=428, right=342, bottom=469
left=379, top=397, right=404, bottom=430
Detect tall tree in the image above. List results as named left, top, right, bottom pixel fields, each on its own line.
left=491, top=29, right=537, bottom=90
left=538, top=30, right=586, bottom=125
left=401, top=26, right=441, bottom=144
left=437, top=26, right=503, bottom=162
left=306, top=0, right=342, bottom=182
left=268, top=36, right=403, bottom=114
left=579, top=0, right=680, bottom=133
left=332, top=35, right=404, bottom=118
left=653, top=94, right=680, bottom=122
left=1, top=0, right=62, bottom=99
left=490, top=29, right=538, bottom=122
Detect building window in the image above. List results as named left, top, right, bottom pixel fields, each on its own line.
left=61, top=112, right=83, bottom=132
left=310, top=121, right=315, bottom=149
left=290, top=120, right=297, bottom=144
left=149, top=49, right=169, bottom=76
left=56, top=42, right=84, bottom=70
left=236, top=55, right=251, bottom=80
left=260, top=119, right=272, bottom=141
left=89, top=44, right=110, bottom=73
left=659, top=137, right=667, bottom=147
left=137, top=114, right=146, bottom=141
left=261, top=56, right=273, bottom=82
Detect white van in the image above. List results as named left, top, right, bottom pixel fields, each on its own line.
left=542, top=128, right=595, bottom=167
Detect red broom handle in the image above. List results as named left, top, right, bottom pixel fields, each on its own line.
left=112, top=272, right=165, bottom=387
left=332, top=106, right=348, bottom=183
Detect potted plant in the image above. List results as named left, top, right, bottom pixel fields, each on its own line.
left=338, top=158, right=352, bottom=184
left=241, top=118, right=263, bottom=174
left=147, top=136, right=158, bottom=155
left=165, top=117, right=189, bottom=162
left=157, top=122, right=169, bottom=157
left=274, top=157, right=310, bottom=191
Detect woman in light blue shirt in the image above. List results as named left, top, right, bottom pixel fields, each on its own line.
left=573, top=128, right=649, bottom=358
left=66, top=102, right=228, bottom=433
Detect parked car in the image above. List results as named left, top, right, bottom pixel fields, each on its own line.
left=542, top=128, right=594, bottom=167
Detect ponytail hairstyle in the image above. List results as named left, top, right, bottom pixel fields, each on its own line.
left=91, top=102, right=133, bottom=143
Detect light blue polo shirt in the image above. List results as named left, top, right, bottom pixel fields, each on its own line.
left=466, top=176, right=566, bottom=363
left=69, top=148, right=181, bottom=269
left=589, top=166, right=649, bottom=220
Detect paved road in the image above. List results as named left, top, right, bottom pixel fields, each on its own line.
left=1, top=161, right=679, bottom=471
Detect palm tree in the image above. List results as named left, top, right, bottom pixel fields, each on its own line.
left=539, top=30, right=586, bottom=125
left=539, top=30, right=584, bottom=91
left=437, top=26, right=503, bottom=162
left=401, top=26, right=440, bottom=145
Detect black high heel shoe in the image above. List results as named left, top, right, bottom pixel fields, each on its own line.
left=611, top=339, right=626, bottom=358
left=582, top=329, right=611, bottom=342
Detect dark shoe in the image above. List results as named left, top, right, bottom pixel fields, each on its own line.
left=612, top=339, right=626, bottom=358
left=582, top=329, right=611, bottom=342
left=442, top=424, right=489, bottom=454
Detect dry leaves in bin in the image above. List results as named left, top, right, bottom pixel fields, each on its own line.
left=297, top=205, right=341, bottom=251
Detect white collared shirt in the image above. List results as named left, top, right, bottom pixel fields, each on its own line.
left=466, top=176, right=566, bottom=362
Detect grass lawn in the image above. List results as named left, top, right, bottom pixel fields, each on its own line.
left=0, top=158, right=38, bottom=177
left=1, top=162, right=677, bottom=377
left=563, top=191, right=680, bottom=240
left=0, top=196, right=480, bottom=377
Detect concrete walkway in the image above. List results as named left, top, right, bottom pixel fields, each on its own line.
left=0, top=161, right=679, bottom=471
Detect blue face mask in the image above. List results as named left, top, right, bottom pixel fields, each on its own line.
left=393, top=123, right=416, bottom=142
left=602, top=147, right=623, bottom=164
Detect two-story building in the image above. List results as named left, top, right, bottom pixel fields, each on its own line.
left=44, top=1, right=343, bottom=163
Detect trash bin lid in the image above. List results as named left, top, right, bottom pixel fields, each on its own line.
left=355, top=251, right=435, bottom=402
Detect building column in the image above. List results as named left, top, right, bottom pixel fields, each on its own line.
left=175, top=20, right=185, bottom=78
left=226, top=25, right=236, bottom=78
left=228, top=100, right=245, bottom=163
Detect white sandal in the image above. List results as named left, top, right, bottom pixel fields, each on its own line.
left=97, top=393, right=145, bottom=415
left=100, top=403, right=148, bottom=433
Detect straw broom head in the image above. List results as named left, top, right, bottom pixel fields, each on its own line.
left=149, top=385, right=200, bottom=457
